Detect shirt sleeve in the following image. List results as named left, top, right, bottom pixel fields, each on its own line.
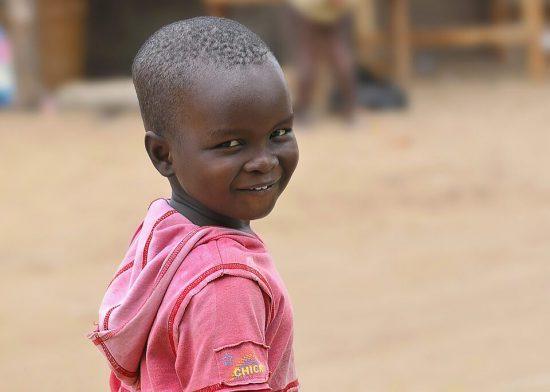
left=175, top=275, right=271, bottom=392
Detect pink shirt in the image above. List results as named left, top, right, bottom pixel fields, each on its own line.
left=89, top=199, right=298, bottom=392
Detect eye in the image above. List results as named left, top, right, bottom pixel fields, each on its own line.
left=216, top=139, right=242, bottom=148
left=270, top=128, right=291, bottom=138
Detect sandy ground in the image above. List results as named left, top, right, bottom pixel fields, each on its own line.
left=1, top=74, right=550, bottom=391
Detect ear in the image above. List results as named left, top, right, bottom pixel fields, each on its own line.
left=144, top=131, right=174, bottom=177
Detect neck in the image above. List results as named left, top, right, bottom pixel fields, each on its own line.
left=168, top=181, right=252, bottom=234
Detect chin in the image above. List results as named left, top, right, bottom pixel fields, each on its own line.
left=239, top=202, right=277, bottom=221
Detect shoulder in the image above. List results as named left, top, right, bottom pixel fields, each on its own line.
left=171, top=234, right=273, bottom=321
left=166, top=231, right=274, bottom=342
left=182, top=230, right=270, bottom=282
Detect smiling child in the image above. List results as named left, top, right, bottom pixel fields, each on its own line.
left=88, top=17, right=299, bottom=392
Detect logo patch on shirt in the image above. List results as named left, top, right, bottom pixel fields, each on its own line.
left=215, top=340, right=269, bottom=385
left=228, top=353, right=266, bottom=381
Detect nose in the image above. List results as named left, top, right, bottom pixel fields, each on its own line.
left=243, top=148, right=279, bottom=174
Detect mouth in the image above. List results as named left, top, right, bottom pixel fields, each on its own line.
left=238, top=180, right=279, bottom=193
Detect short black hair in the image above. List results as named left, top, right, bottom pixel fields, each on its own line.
left=132, top=16, right=272, bottom=137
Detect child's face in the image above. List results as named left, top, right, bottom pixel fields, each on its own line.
left=169, top=61, right=299, bottom=221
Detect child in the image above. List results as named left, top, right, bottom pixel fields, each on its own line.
left=88, top=17, right=300, bottom=392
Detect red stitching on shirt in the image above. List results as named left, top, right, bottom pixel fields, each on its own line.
left=107, top=261, right=134, bottom=289
left=142, top=210, right=178, bottom=269
left=213, top=340, right=270, bottom=352
left=195, top=383, right=272, bottom=392
left=194, top=383, right=224, bottom=392
left=103, top=304, right=121, bottom=331
left=167, top=263, right=274, bottom=356
left=92, top=336, right=137, bottom=378
left=195, top=384, right=224, bottom=392
left=194, top=379, right=298, bottom=392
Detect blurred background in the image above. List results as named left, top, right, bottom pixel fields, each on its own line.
left=1, top=0, right=550, bottom=390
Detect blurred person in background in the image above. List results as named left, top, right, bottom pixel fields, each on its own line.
left=3, top=0, right=41, bottom=108
left=0, top=23, right=15, bottom=107
left=287, top=0, right=357, bottom=123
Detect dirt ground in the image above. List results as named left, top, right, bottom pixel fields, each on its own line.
left=1, top=74, right=550, bottom=391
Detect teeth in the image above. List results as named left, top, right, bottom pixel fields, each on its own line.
left=251, top=185, right=269, bottom=191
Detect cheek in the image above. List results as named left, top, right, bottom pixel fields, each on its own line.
left=279, top=141, right=299, bottom=177
left=188, top=156, right=242, bottom=191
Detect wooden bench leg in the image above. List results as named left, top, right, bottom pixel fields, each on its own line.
left=491, top=0, right=512, bottom=61
left=354, top=0, right=379, bottom=68
left=521, top=0, right=545, bottom=79
left=389, top=0, right=411, bottom=86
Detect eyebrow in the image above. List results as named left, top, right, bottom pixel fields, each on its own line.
left=208, top=115, right=294, bottom=139
left=271, top=115, right=294, bottom=129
